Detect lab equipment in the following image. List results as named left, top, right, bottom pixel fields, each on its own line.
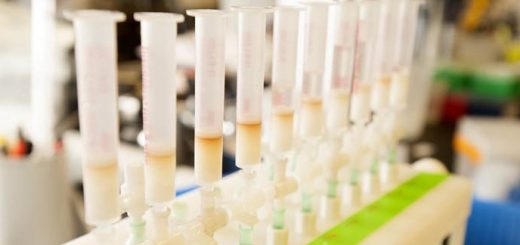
left=135, top=12, right=185, bottom=244
left=135, top=12, right=184, bottom=207
left=390, top=0, right=421, bottom=109
left=268, top=6, right=303, bottom=245
left=270, top=6, right=302, bottom=154
left=187, top=9, right=227, bottom=185
left=31, top=0, right=56, bottom=152
left=67, top=10, right=125, bottom=227
left=345, top=0, right=382, bottom=205
left=299, top=1, right=331, bottom=138
left=64, top=1, right=474, bottom=244
left=234, top=6, right=270, bottom=168
left=186, top=10, right=229, bottom=243
left=326, top=0, right=357, bottom=132
left=350, top=1, right=379, bottom=125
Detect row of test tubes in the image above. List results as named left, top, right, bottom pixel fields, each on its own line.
left=68, top=0, right=422, bottom=244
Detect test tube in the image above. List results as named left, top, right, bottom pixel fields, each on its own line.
left=67, top=10, right=125, bottom=226
left=135, top=13, right=184, bottom=206
left=350, top=1, right=379, bottom=125
left=326, top=1, right=357, bottom=132
left=370, top=0, right=391, bottom=113
left=233, top=7, right=270, bottom=168
left=187, top=10, right=227, bottom=185
left=300, top=1, right=332, bottom=138
left=390, top=0, right=421, bottom=109
left=270, top=6, right=303, bottom=154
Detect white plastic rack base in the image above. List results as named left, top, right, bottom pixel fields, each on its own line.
left=66, top=164, right=472, bottom=245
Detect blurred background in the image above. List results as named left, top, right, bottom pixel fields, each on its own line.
left=0, top=0, right=519, bottom=244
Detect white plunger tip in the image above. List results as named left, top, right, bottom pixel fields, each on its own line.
left=64, top=9, right=126, bottom=22
left=134, top=12, right=185, bottom=22
left=186, top=9, right=227, bottom=17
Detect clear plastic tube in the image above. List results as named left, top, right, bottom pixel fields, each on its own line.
left=350, top=1, right=379, bottom=124
left=66, top=10, right=125, bottom=226
left=326, top=1, right=357, bottom=131
left=371, top=1, right=391, bottom=112
left=390, top=0, right=421, bottom=109
left=233, top=7, right=270, bottom=168
left=135, top=12, right=184, bottom=205
left=270, top=6, right=303, bottom=153
left=400, top=0, right=421, bottom=69
left=187, top=9, right=227, bottom=185
left=300, top=1, right=332, bottom=138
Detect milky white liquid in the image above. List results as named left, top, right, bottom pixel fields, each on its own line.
left=372, top=75, right=391, bottom=111
left=270, top=107, right=294, bottom=154
left=350, top=84, right=371, bottom=124
left=235, top=122, right=262, bottom=168
left=300, top=98, right=323, bottom=138
left=390, top=69, right=409, bottom=109
left=83, top=162, right=121, bottom=225
left=195, top=135, right=223, bottom=185
left=145, top=152, right=175, bottom=205
left=327, top=89, right=350, bottom=131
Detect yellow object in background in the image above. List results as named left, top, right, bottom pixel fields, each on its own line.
left=460, top=0, right=490, bottom=31
left=504, top=42, right=520, bottom=63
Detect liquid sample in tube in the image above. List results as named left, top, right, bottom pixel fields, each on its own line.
left=371, top=75, right=391, bottom=111
left=83, top=162, right=120, bottom=225
left=350, top=84, right=372, bottom=124
left=145, top=152, right=176, bottom=204
left=300, top=97, right=324, bottom=138
left=270, top=107, right=294, bottom=153
left=195, top=135, right=223, bottom=185
left=235, top=122, right=262, bottom=167
left=327, top=89, right=350, bottom=131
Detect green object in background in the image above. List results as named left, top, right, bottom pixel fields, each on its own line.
left=309, top=173, right=448, bottom=245
left=471, top=72, right=519, bottom=101
left=434, top=66, right=470, bottom=92
left=433, top=65, right=520, bottom=101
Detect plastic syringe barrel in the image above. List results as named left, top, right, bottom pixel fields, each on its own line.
left=187, top=9, right=227, bottom=185
left=390, top=0, right=422, bottom=109
left=301, top=1, right=331, bottom=100
left=401, top=0, right=421, bottom=68
left=137, top=12, right=183, bottom=155
left=371, top=1, right=391, bottom=112
left=271, top=6, right=302, bottom=110
left=188, top=10, right=227, bottom=138
left=326, top=1, right=357, bottom=131
left=388, top=0, right=407, bottom=72
left=68, top=10, right=125, bottom=226
left=135, top=13, right=184, bottom=205
left=328, top=1, right=357, bottom=92
left=234, top=7, right=270, bottom=167
left=270, top=6, right=303, bottom=153
left=350, top=1, right=379, bottom=124
left=235, top=7, right=270, bottom=124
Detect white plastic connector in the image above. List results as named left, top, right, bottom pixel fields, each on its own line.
left=267, top=226, right=288, bottom=245
left=295, top=211, right=316, bottom=237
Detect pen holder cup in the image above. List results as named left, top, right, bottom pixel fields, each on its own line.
left=0, top=153, right=74, bottom=245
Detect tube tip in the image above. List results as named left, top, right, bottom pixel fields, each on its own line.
left=134, top=12, right=185, bottom=23
left=63, top=9, right=126, bottom=22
